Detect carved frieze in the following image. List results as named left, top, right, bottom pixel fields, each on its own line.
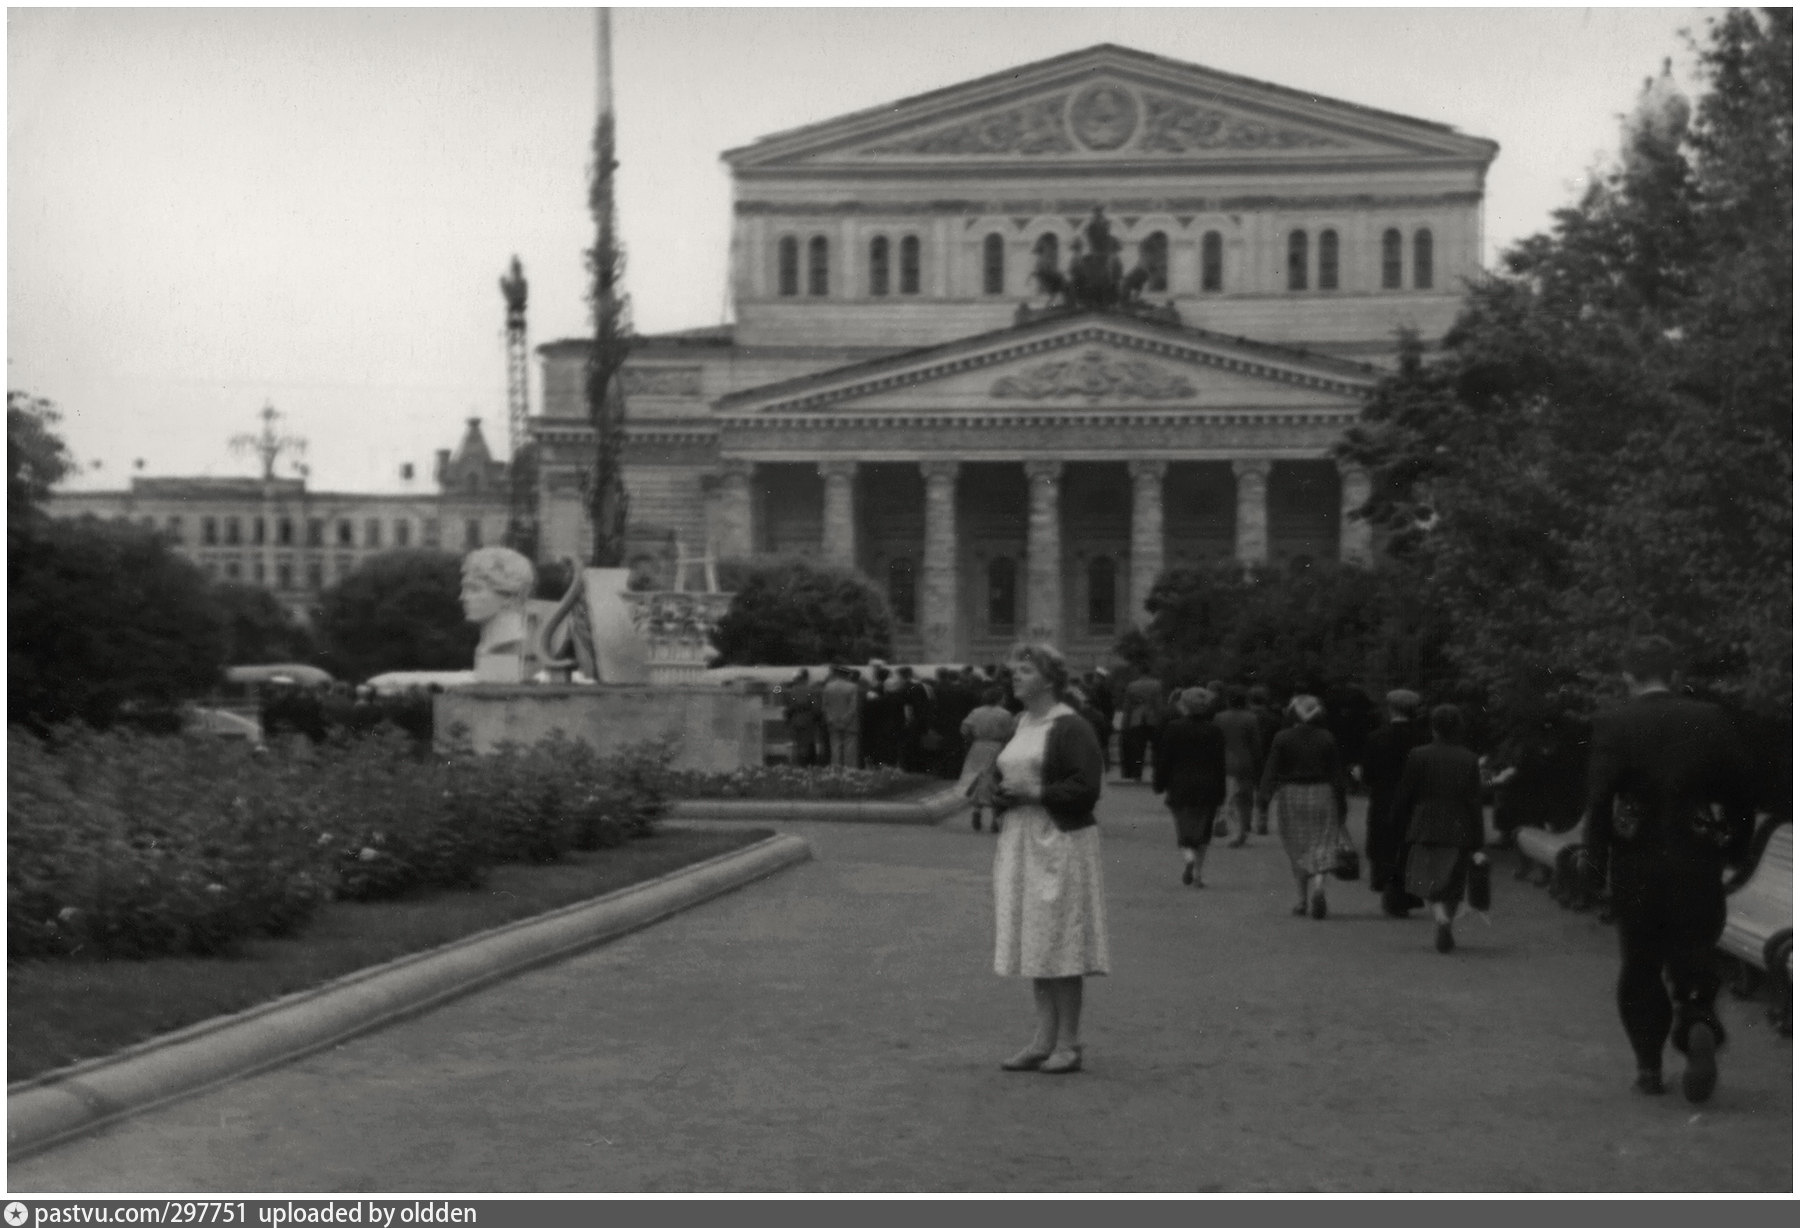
left=716, top=411, right=1356, bottom=457
left=623, top=367, right=703, bottom=397
left=1139, top=93, right=1346, bottom=152
left=1069, top=84, right=1139, bottom=150
left=867, top=96, right=1074, bottom=156
left=990, top=349, right=1197, bottom=402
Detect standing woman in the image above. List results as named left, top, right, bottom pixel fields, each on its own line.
left=991, top=643, right=1110, bottom=1074
left=1152, top=687, right=1227, bottom=887
left=1393, top=704, right=1487, bottom=953
left=959, top=686, right=1018, bottom=833
left=1259, top=693, right=1349, bottom=919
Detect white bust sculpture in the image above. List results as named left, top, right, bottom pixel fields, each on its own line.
left=461, top=546, right=535, bottom=683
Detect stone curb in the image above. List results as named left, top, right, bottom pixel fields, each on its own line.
left=667, top=785, right=970, bottom=825
left=6, top=832, right=812, bottom=1161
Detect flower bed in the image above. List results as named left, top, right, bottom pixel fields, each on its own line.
left=657, top=764, right=943, bottom=802
left=7, top=725, right=671, bottom=963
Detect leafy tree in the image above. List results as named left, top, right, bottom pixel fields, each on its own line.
left=710, top=558, right=892, bottom=666
left=1133, top=560, right=1451, bottom=699
left=313, top=549, right=477, bottom=681
left=210, top=581, right=317, bottom=665
left=10, top=516, right=227, bottom=733
left=9, top=390, right=73, bottom=554
left=1341, top=9, right=1790, bottom=719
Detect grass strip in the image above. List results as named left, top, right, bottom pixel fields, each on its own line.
left=7, top=826, right=772, bottom=1085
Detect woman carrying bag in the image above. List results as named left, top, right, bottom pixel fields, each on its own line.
left=1393, top=704, right=1488, bottom=953
left=1259, top=693, right=1350, bottom=919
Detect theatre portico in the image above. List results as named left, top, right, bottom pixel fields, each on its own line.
left=529, top=43, right=1492, bottom=662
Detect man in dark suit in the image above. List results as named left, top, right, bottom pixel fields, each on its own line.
left=1579, top=636, right=1754, bottom=1103
left=1361, top=689, right=1431, bottom=915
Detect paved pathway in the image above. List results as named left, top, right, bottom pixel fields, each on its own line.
left=11, top=784, right=1791, bottom=1192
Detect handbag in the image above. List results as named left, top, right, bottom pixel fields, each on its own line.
left=1331, top=828, right=1362, bottom=881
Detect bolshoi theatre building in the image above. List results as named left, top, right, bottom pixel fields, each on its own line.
left=530, top=44, right=1498, bottom=666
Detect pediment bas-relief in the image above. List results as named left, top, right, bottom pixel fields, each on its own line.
left=772, top=339, right=1364, bottom=416
left=853, top=83, right=1356, bottom=160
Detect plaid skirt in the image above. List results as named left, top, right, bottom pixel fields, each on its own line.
left=993, top=806, right=1111, bottom=978
left=1276, top=783, right=1342, bottom=876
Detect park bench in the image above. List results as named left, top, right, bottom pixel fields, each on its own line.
left=1720, top=820, right=1791, bottom=1036
left=1514, top=818, right=1593, bottom=908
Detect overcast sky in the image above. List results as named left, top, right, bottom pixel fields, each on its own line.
left=9, top=5, right=1723, bottom=495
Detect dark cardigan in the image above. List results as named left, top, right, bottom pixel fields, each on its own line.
left=1152, top=714, right=1227, bottom=809
left=996, top=708, right=1104, bottom=832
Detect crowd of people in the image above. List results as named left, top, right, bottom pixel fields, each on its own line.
left=960, top=634, right=1760, bottom=1111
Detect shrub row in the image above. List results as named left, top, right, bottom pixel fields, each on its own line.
left=7, top=726, right=670, bottom=962
left=655, top=763, right=939, bottom=802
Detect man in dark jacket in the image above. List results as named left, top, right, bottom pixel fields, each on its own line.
left=1246, top=685, right=1283, bottom=833
left=1579, top=636, right=1754, bottom=1103
left=782, top=669, right=824, bottom=767
left=1361, top=689, right=1431, bottom=914
left=1153, top=687, right=1228, bottom=887
left=1119, top=669, right=1166, bottom=782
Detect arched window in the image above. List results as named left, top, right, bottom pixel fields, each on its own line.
left=1413, top=228, right=1434, bottom=289
left=1201, top=231, right=1223, bottom=293
left=899, top=235, right=920, bottom=295
left=868, top=236, right=890, bottom=297
left=807, top=236, right=829, bottom=297
left=1139, top=231, right=1168, bottom=293
left=202, top=516, right=219, bottom=545
left=1032, top=232, right=1060, bottom=277
left=1087, top=556, right=1117, bottom=629
left=1318, top=229, right=1339, bottom=291
left=982, top=234, right=1005, bottom=295
left=1287, top=230, right=1309, bottom=291
left=887, top=557, right=916, bottom=625
left=277, top=517, right=294, bottom=546
left=987, top=557, right=1017, bottom=630
left=777, top=236, right=799, bottom=297
left=1381, top=228, right=1402, bottom=289
left=225, top=516, right=242, bottom=546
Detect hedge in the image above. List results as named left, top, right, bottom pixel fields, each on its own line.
left=7, top=725, right=670, bottom=962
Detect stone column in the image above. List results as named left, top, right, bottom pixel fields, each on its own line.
left=716, top=459, right=755, bottom=559
left=1127, top=459, right=1167, bottom=626
left=818, top=460, right=857, bottom=569
left=1023, top=459, right=1063, bottom=644
left=920, top=460, right=959, bottom=661
left=1337, top=458, right=1373, bottom=565
left=1232, top=458, right=1272, bottom=567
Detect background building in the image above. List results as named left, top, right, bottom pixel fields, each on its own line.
left=530, top=45, right=1499, bottom=665
left=47, top=419, right=511, bottom=624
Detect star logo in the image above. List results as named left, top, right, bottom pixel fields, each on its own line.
left=5, top=1202, right=30, bottom=1226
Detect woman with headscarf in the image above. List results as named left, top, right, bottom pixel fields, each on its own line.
left=1152, top=687, right=1227, bottom=887
left=991, top=642, right=1109, bottom=1075
left=1259, top=693, right=1350, bottom=919
left=1393, top=704, right=1487, bottom=953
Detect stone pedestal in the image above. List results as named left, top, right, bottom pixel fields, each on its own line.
left=623, top=590, right=736, bottom=686
left=435, top=685, right=765, bottom=773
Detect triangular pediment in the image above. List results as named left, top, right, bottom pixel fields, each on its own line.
left=715, top=313, right=1376, bottom=417
left=724, top=44, right=1496, bottom=170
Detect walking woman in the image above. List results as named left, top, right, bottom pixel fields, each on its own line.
left=959, top=686, right=1018, bottom=833
left=991, top=642, right=1109, bottom=1075
left=1152, top=687, right=1227, bottom=887
left=1259, top=693, right=1349, bottom=919
left=1393, top=704, right=1487, bottom=953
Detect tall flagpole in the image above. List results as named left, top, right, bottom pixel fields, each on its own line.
left=584, top=6, right=631, bottom=567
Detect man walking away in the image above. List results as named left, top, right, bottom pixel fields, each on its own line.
left=1214, top=686, right=1263, bottom=846
left=1579, top=636, right=1754, bottom=1103
left=1362, top=689, right=1430, bottom=915
left=1120, top=668, right=1166, bottom=782
left=1247, top=685, right=1283, bottom=833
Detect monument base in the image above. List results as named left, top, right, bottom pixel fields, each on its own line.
left=434, top=684, right=765, bottom=773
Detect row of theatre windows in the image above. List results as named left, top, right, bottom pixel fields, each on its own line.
left=775, top=227, right=1435, bottom=297
left=136, top=514, right=490, bottom=550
